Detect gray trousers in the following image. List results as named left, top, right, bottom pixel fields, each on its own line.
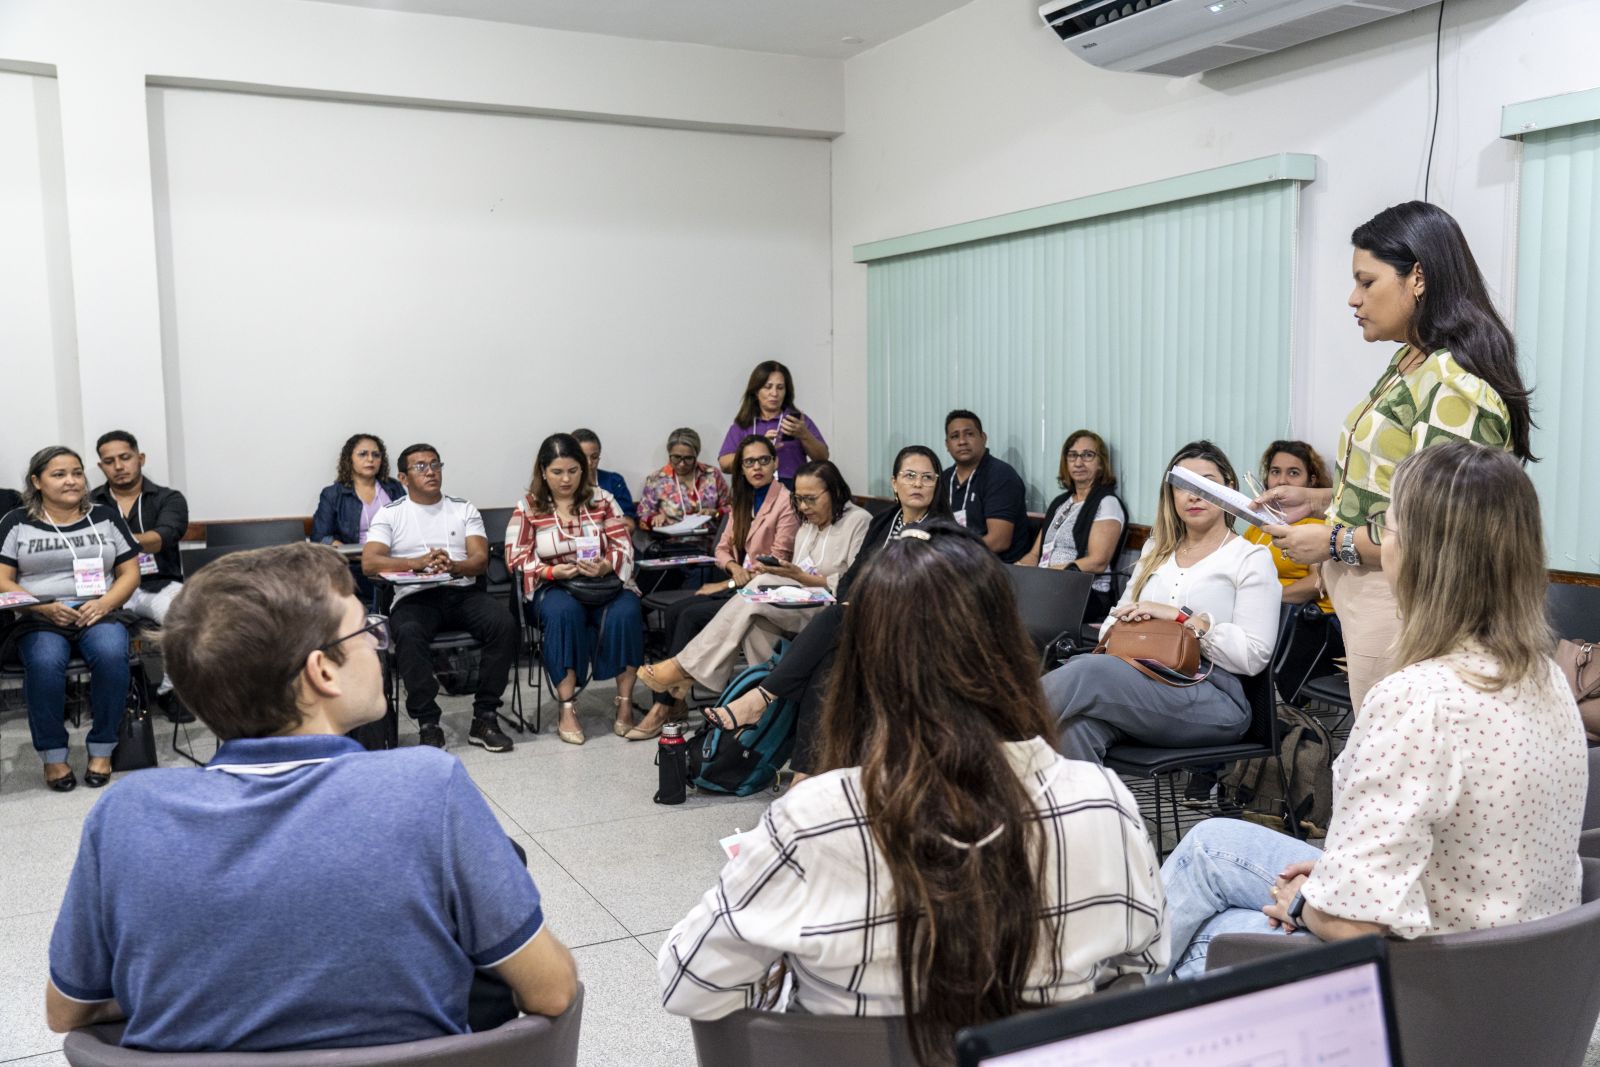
left=1042, top=654, right=1250, bottom=764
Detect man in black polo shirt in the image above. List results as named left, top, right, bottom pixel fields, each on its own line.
left=0, top=486, right=20, bottom=516
left=91, top=430, right=193, bottom=723
left=936, top=410, right=1031, bottom=563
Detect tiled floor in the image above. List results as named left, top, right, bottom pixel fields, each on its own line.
left=4, top=683, right=1600, bottom=1066
left=0, top=680, right=773, bottom=1066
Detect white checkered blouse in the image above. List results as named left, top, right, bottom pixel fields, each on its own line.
left=657, top=737, right=1169, bottom=1019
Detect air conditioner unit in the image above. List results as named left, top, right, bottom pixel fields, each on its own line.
left=1039, top=0, right=1438, bottom=76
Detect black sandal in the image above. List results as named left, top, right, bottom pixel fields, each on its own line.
left=701, top=687, right=776, bottom=732
left=47, top=770, right=77, bottom=793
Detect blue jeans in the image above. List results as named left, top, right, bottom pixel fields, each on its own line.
left=532, top=587, right=644, bottom=688
left=17, top=623, right=130, bottom=764
left=1159, top=817, right=1322, bottom=979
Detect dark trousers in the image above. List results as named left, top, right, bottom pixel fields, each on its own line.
left=760, top=604, right=842, bottom=775
left=390, top=586, right=516, bottom=725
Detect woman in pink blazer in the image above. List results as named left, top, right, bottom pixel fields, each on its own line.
left=636, top=435, right=798, bottom=733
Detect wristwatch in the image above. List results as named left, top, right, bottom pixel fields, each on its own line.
left=1288, top=890, right=1307, bottom=923
left=1337, top=526, right=1362, bottom=567
left=727, top=578, right=737, bottom=590
left=1174, top=605, right=1195, bottom=624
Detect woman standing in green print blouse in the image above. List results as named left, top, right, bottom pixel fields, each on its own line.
left=1257, top=201, right=1534, bottom=712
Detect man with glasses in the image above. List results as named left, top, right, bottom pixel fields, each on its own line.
left=362, top=443, right=516, bottom=752
left=45, top=543, right=577, bottom=1051
left=936, top=410, right=1031, bottom=563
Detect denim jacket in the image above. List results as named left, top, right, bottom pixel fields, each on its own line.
left=311, top=479, right=405, bottom=545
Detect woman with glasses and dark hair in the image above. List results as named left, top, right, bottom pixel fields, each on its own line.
left=636, top=428, right=730, bottom=533
left=0, top=446, right=141, bottom=792
left=1161, top=442, right=1582, bottom=979
left=1016, top=429, right=1126, bottom=622
left=637, top=435, right=798, bottom=731
left=311, top=433, right=404, bottom=609
left=1256, top=201, right=1534, bottom=711
left=716, top=361, right=828, bottom=487
left=1043, top=440, right=1281, bottom=766
left=634, top=460, right=864, bottom=740
left=659, top=520, right=1166, bottom=1057
left=699, top=445, right=951, bottom=778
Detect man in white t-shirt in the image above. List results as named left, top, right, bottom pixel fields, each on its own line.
left=363, top=444, right=516, bottom=753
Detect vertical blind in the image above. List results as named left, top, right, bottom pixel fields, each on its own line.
left=864, top=179, right=1303, bottom=524
left=1514, top=118, right=1600, bottom=574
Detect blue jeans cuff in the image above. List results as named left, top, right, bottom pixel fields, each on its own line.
left=87, top=741, right=118, bottom=758
left=40, top=747, right=69, bottom=764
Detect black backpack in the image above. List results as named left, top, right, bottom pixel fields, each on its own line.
left=1222, top=705, right=1334, bottom=836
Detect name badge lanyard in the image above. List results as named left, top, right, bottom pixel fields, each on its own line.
left=799, top=520, right=838, bottom=575
left=47, top=512, right=111, bottom=597
left=561, top=512, right=603, bottom=561
left=126, top=496, right=161, bottom=575
left=949, top=472, right=977, bottom=513
left=671, top=472, right=703, bottom=519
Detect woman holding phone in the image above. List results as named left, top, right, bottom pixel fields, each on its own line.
left=716, top=361, right=828, bottom=488
left=1255, top=202, right=1534, bottom=711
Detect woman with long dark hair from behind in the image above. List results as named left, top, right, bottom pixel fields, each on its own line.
left=1256, top=201, right=1534, bottom=711
left=658, top=522, right=1167, bottom=1061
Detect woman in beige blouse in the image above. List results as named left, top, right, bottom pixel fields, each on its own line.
left=1161, top=441, right=1584, bottom=978
left=636, top=461, right=870, bottom=737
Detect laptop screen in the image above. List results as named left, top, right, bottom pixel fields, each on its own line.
left=960, top=939, right=1400, bottom=1067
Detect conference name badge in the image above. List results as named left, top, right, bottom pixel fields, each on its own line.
left=73, top=557, right=108, bottom=597
left=138, top=553, right=159, bottom=576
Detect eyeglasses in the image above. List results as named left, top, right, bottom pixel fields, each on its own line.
left=741, top=455, right=775, bottom=470
left=406, top=461, right=444, bottom=474
left=668, top=453, right=698, bottom=465
left=321, top=614, right=390, bottom=654
left=793, top=493, right=826, bottom=506
left=895, top=471, right=939, bottom=486
left=1065, top=450, right=1099, bottom=462
left=1366, top=507, right=1390, bottom=547
left=353, top=450, right=382, bottom=461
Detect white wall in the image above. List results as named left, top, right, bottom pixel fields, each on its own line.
left=830, top=0, right=1600, bottom=490
left=0, top=70, right=78, bottom=484
left=152, top=86, right=832, bottom=516
left=0, top=0, right=842, bottom=517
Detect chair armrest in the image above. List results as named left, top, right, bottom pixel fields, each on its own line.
left=1204, top=933, right=1320, bottom=972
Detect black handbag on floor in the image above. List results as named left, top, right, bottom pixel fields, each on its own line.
left=112, top=705, right=158, bottom=772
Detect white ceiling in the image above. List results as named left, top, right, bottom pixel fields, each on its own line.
left=304, top=0, right=975, bottom=59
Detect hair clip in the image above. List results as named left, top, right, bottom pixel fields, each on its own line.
left=938, top=825, right=1006, bottom=851
left=897, top=528, right=931, bottom=542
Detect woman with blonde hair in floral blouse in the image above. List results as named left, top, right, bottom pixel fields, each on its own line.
left=1256, top=201, right=1534, bottom=710
left=1161, top=441, right=1583, bottom=979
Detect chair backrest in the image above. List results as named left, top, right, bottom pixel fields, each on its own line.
left=691, top=1009, right=917, bottom=1067
left=1105, top=512, right=1133, bottom=603
left=1549, top=581, right=1600, bottom=642
left=1237, top=666, right=1279, bottom=751
left=179, top=543, right=254, bottom=579
left=478, top=506, right=514, bottom=548
left=1005, top=565, right=1096, bottom=654
left=62, top=986, right=584, bottom=1067
left=1584, top=747, right=1600, bottom=832
left=205, top=519, right=308, bottom=548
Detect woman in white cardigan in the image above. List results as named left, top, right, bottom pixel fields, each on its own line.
left=1042, top=440, right=1281, bottom=764
left=638, top=461, right=870, bottom=726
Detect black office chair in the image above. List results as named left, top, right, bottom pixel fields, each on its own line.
left=1103, top=668, right=1289, bottom=859
left=204, top=519, right=307, bottom=547
left=1005, top=565, right=1095, bottom=672
left=1549, top=581, right=1600, bottom=641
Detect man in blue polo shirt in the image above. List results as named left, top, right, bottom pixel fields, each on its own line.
left=45, top=543, right=577, bottom=1051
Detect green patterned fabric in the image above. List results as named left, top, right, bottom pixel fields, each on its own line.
left=1329, top=346, right=1513, bottom=526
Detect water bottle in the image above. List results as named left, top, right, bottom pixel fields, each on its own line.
left=654, top=721, right=690, bottom=805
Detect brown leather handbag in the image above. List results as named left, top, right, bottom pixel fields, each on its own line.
left=1556, top=639, right=1600, bottom=740
left=1095, top=618, right=1211, bottom=687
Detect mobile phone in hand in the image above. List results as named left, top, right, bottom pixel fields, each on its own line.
left=756, top=555, right=781, bottom=567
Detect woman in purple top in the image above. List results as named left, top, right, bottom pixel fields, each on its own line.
left=716, top=361, right=828, bottom=487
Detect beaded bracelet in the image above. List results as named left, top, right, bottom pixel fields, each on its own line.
left=1329, top=524, right=1344, bottom=562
